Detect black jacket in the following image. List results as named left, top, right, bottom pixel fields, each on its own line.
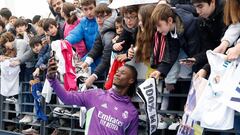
left=151, top=32, right=180, bottom=77
left=175, top=5, right=201, bottom=57
left=151, top=5, right=201, bottom=77
left=170, top=0, right=191, bottom=6
left=87, top=15, right=116, bottom=78
left=194, top=0, right=226, bottom=72
left=113, top=20, right=138, bottom=54
left=50, top=27, right=64, bottom=42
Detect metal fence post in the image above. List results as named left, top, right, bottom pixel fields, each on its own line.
left=0, top=95, right=3, bottom=129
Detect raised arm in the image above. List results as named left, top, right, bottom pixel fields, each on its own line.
left=48, top=78, right=87, bottom=106
left=47, top=58, right=96, bottom=107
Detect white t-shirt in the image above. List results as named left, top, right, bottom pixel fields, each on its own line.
left=0, top=60, right=20, bottom=96
left=191, top=51, right=234, bottom=130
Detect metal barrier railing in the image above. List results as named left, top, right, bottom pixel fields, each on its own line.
left=0, top=79, right=239, bottom=135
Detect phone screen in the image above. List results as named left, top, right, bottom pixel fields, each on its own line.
left=179, top=59, right=195, bottom=63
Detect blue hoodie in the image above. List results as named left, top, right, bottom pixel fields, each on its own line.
left=65, top=17, right=99, bottom=72
left=65, top=17, right=99, bottom=51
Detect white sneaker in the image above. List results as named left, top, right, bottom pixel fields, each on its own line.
left=50, top=129, right=58, bottom=135
left=76, top=67, right=91, bottom=79
left=53, top=107, right=64, bottom=116
left=157, top=114, right=168, bottom=129
left=157, top=120, right=168, bottom=129
left=139, top=114, right=147, bottom=121
left=6, top=97, right=18, bottom=103
left=72, top=111, right=80, bottom=117
left=168, top=122, right=180, bottom=130
left=19, top=115, right=33, bottom=124
left=63, top=109, right=72, bottom=117
left=22, top=127, right=39, bottom=135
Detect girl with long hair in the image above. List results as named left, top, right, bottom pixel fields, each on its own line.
left=61, top=2, right=87, bottom=58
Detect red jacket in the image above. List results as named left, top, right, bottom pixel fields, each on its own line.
left=61, top=40, right=77, bottom=91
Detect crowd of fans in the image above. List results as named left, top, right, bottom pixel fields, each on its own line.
left=0, top=0, right=240, bottom=134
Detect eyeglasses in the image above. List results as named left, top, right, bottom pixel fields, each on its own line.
left=96, top=15, right=106, bottom=19
left=96, top=14, right=109, bottom=19
left=124, top=16, right=138, bottom=21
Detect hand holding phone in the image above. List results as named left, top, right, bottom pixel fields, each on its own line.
left=47, top=51, right=58, bottom=79
left=127, top=44, right=135, bottom=59
left=50, top=51, right=56, bottom=60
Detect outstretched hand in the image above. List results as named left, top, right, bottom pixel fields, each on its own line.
left=194, top=69, right=207, bottom=79
left=80, top=62, right=89, bottom=70
left=47, top=58, right=58, bottom=79
left=113, top=41, right=125, bottom=51
left=226, top=46, right=240, bottom=61
left=149, top=70, right=162, bottom=80
left=84, top=74, right=97, bottom=88
left=9, top=60, right=20, bottom=67
left=127, top=44, right=134, bottom=59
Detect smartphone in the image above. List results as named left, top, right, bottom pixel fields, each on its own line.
left=48, top=50, right=57, bottom=66
left=50, top=50, right=56, bottom=61
left=179, top=58, right=195, bottom=63
left=48, top=50, right=58, bottom=76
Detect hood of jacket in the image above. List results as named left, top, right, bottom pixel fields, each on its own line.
left=100, top=14, right=116, bottom=35
left=174, top=6, right=197, bottom=36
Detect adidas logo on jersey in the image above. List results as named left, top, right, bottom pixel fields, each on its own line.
left=101, top=103, right=108, bottom=109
